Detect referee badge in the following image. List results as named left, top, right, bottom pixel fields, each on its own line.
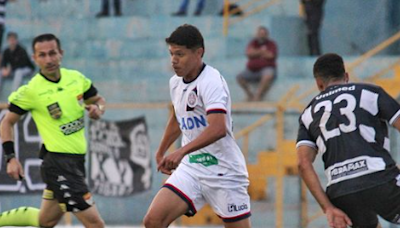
left=47, top=102, right=62, bottom=119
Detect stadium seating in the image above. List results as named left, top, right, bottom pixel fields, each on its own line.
left=248, top=140, right=297, bottom=200
left=373, top=65, right=400, bottom=98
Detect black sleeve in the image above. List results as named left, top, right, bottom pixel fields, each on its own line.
left=22, top=48, right=35, bottom=70
left=9, top=103, right=28, bottom=115
left=83, top=84, right=98, bottom=100
left=1, top=49, right=9, bottom=67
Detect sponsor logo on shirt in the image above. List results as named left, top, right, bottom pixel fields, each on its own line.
left=189, top=153, right=218, bottom=167
left=326, top=156, right=386, bottom=186
left=316, top=85, right=355, bottom=100
left=59, top=117, right=84, bottom=135
left=228, top=203, right=248, bottom=212
left=179, top=115, right=207, bottom=130
left=331, top=159, right=368, bottom=180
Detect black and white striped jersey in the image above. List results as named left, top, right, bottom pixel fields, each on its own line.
left=297, top=83, right=400, bottom=199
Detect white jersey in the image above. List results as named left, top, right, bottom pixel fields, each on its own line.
left=170, top=64, right=248, bottom=178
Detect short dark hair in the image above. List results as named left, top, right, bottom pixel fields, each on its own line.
left=258, top=26, right=268, bottom=33
left=7, top=32, right=18, bottom=39
left=32, top=33, right=61, bottom=53
left=165, top=24, right=204, bottom=51
left=313, top=53, right=346, bottom=82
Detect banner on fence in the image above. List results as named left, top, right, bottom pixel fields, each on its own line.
left=88, top=116, right=152, bottom=197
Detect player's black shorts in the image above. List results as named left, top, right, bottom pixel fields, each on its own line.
left=40, top=151, right=94, bottom=212
left=331, top=177, right=400, bottom=228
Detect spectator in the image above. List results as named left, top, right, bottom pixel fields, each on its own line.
left=301, top=0, right=325, bottom=56
left=172, top=0, right=205, bottom=16
left=0, top=32, right=34, bottom=92
left=96, top=0, right=121, bottom=17
left=0, top=0, right=13, bottom=54
left=237, top=26, right=278, bottom=101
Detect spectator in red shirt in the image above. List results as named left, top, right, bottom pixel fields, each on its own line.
left=237, top=26, right=278, bottom=101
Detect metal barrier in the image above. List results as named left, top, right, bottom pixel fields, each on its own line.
left=235, top=85, right=302, bottom=228
left=346, top=31, right=400, bottom=81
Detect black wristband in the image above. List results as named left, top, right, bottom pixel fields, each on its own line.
left=2, top=141, right=15, bottom=155
left=3, top=141, right=15, bottom=163
left=5, top=153, right=15, bottom=163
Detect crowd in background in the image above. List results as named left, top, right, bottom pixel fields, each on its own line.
left=0, top=0, right=326, bottom=102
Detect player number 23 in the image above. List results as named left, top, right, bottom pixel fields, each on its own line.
left=315, top=93, right=357, bottom=140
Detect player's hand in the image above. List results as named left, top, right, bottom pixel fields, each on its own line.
left=157, top=149, right=186, bottom=175
left=326, top=206, right=352, bottom=228
left=156, top=152, right=164, bottom=166
left=1, top=67, right=10, bottom=77
left=7, top=158, right=24, bottom=181
left=85, top=104, right=103, bottom=120
left=262, top=50, right=273, bottom=59
left=156, top=151, right=170, bottom=175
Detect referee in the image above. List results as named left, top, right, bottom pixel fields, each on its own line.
left=0, top=34, right=105, bottom=227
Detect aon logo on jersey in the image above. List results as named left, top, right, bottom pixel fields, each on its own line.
left=179, top=115, right=207, bottom=130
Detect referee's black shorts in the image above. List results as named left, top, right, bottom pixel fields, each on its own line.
left=40, top=151, right=94, bottom=212
left=331, top=176, right=400, bottom=228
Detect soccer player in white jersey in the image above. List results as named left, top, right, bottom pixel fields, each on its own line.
left=143, top=24, right=251, bottom=228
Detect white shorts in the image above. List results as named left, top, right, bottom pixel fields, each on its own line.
left=163, top=165, right=251, bottom=223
